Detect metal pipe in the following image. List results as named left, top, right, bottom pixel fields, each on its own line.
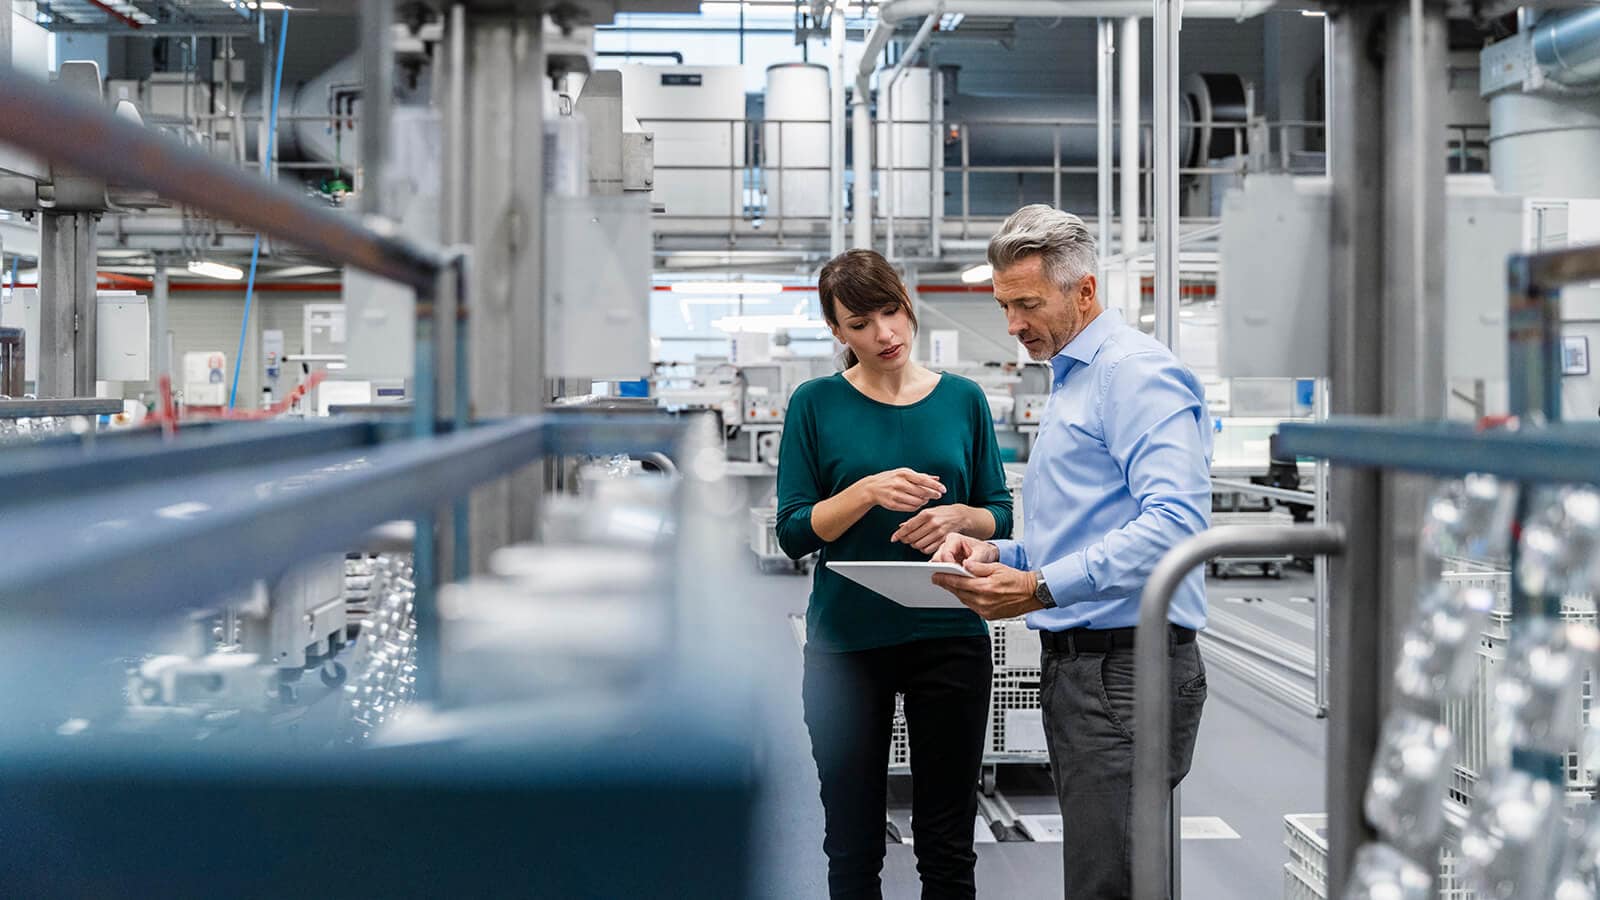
left=1097, top=18, right=1114, bottom=269
left=930, top=56, right=944, bottom=260
left=1533, top=6, right=1600, bottom=87
left=830, top=7, right=847, bottom=256
left=1131, top=524, right=1345, bottom=900
left=852, top=76, right=873, bottom=250
left=1209, top=478, right=1317, bottom=506
left=884, top=12, right=940, bottom=261
left=1313, top=377, right=1329, bottom=715
left=152, top=264, right=170, bottom=388
left=869, top=0, right=1276, bottom=27
left=360, top=0, right=393, bottom=215
left=1120, top=15, right=1140, bottom=321
left=1326, top=9, right=1388, bottom=891
left=1199, top=637, right=1323, bottom=718
left=0, top=75, right=444, bottom=293
left=445, top=4, right=467, bottom=245
left=1152, top=0, right=1179, bottom=350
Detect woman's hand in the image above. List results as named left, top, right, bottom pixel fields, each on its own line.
left=892, top=504, right=978, bottom=554
left=856, top=468, right=945, bottom=513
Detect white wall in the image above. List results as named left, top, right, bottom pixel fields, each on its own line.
left=128, top=291, right=339, bottom=407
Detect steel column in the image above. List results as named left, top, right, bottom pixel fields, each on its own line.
left=1120, top=15, right=1141, bottom=322
left=360, top=0, right=394, bottom=215
left=852, top=76, right=872, bottom=250
left=1097, top=19, right=1115, bottom=271
left=1326, top=7, right=1388, bottom=895
left=463, top=14, right=547, bottom=571
left=37, top=212, right=96, bottom=398
left=830, top=7, right=847, bottom=256
left=1152, top=0, right=1179, bottom=350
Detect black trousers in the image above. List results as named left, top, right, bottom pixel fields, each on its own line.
left=802, top=635, right=993, bottom=900
left=1041, top=636, right=1207, bottom=900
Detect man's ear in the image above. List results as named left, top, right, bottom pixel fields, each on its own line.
left=1079, top=274, right=1098, bottom=311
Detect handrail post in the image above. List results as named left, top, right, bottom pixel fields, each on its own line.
left=1131, top=524, right=1346, bottom=900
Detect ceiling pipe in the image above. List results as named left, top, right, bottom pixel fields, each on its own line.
left=1533, top=6, right=1600, bottom=87
left=853, top=0, right=1277, bottom=255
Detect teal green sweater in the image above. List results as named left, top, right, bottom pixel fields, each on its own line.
left=775, top=372, right=1014, bottom=653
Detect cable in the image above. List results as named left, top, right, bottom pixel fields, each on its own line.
left=228, top=7, right=290, bottom=410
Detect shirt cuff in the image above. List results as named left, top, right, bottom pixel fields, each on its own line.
left=1039, top=552, right=1091, bottom=607
left=991, top=539, right=1028, bottom=571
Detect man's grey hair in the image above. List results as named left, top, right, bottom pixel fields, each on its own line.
left=987, top=204, right=1098, bottom=293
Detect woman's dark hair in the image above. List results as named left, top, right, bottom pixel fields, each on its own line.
left=817, top=249, right=919, bottom=368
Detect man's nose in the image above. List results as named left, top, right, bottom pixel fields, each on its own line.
left=1007, top=315, right=1026, bottom=336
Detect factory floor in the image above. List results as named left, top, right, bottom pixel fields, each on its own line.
left=744, top=560, right=1327, bottom=900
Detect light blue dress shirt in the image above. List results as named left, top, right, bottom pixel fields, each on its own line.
left=993, top=309, right=1212, bottom=632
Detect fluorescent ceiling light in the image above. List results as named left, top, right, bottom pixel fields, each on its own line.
left=1301, top=9, right=1325, bottom=15
left=960, top=263, right=992, bottom=284
left=712, top=314, right=825, bottom=334
left=252, top=1, right=289, bottom=8
left=187, top=260, right=244, bottom=281
left=1140, top=314, right=1155, bottom=324
left=938, top=12, right=964, bottom=29
left=670, top=281, right=785, bottom=295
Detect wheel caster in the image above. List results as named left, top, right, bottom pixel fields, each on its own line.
left=320, top=660, right=347, bottom=688
left=980, top=765, right=998, bottom=797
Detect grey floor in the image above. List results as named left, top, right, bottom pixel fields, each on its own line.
left=745, top=560, right=1328, bottom=900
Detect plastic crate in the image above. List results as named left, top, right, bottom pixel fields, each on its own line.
left=1283, top=862, right=1324, bottom=900
left=1284, top=814, right=1327, bottom=889
left=749, top=507, right=782, bottom=560
left=1282, top=814, right=1478, bottom=900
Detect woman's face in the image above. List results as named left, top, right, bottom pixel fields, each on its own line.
left=832, top=302, right=914, bottom=372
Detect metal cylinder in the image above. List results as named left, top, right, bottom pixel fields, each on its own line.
left=1533, top=6, right=1600, bottom=87
left=763, top=62, right=831, bottom=220
left=1489, top=92, right=1600, bottom=198
left=876, top=66, right=933, bottom=220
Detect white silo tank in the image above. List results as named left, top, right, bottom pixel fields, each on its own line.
left=874, top=66, right=933, bottom=221
left=763, top=63, right=832, bottom=222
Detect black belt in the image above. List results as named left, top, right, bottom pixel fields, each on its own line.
left=1039, top=625, right=1196, bottom=655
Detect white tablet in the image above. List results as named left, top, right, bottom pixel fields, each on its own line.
left=826, top=561, right=975, bottom=609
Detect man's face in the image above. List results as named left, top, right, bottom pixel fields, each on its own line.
left=992, top=255, right=1099, bottom=361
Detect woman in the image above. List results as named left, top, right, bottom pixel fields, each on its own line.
left=775, top=248, right=1012, bottom=900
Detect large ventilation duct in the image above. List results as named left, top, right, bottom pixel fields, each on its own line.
left=1484, top=10, right=1600, bottom=197
left=244, top=54, right=360, bottom=166
left=947, top=73, right=1247, bottom=169
left=1533, top=6, right=1600, bottom=87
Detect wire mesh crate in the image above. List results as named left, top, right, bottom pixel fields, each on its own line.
left=988, top=679, right=1048, bottom=759
left=889, top=695, right=910, bottom=770
left=990, top=616, right=1042, bottom=677
left=1437, top=588, right=1598, bottom=805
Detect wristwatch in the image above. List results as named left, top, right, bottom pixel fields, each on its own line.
left=1032, top=571, right=1056, bottom=609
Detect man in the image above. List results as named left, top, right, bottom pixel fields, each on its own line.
left=932, top=204, right=1211, bottom=900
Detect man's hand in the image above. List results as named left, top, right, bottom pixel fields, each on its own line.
left=933, top=560, right=1042, bottom=621
left=891, top=505, right=974, bottom=554
left=929, top=532, right=999, bottom=567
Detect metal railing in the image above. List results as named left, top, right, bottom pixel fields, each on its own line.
left=1130, top=524, right=1346, bottom=900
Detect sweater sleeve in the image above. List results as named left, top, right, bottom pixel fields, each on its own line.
left=968, top=387, right=1013, bottom=540
left=774, top=385, right=826, bottom=559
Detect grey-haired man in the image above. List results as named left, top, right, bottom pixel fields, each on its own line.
left=934, top=205, right=1212, bottom=899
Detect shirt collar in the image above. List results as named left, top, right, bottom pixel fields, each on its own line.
left=1049, top=308, right=1116, bottom=379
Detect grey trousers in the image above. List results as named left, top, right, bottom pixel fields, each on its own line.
left=1040, top=638, right=1207, bottom=900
